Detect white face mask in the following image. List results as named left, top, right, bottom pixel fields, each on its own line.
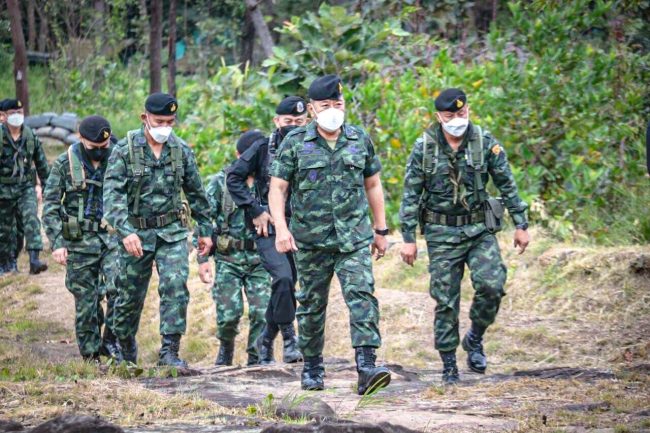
left=439, top=116, right=469, bottom=137
left=146, top=118, right=173, bottom=143
left=315, top=107, right=345, bottom=133
left=7, top=113, right=24, bottom=127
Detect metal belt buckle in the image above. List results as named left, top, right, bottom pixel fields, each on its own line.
left=137, top=217, right=147, bottom=228
left=157, top=215, right=167, bottom=226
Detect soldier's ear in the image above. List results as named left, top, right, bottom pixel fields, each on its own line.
left=140, top=112, right=147, bottom=123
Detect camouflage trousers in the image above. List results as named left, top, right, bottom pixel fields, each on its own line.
left=213, top=256, right=271, bottom=357
left=426, top=230, right=507, bottom=352
left=0, top=185, right=43, bottom=263
left=65, top=247, right=120, bottom=357
left=112, top=237, right=189, bottom=339
left=294, top=246, right=381, bottom=358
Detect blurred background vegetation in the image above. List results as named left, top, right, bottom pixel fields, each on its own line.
left=0, top=0, right=648, bottom=244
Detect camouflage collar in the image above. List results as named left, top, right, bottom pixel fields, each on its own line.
left=303, top=121, right=358, bottom=142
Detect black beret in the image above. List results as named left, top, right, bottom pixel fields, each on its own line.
left=308, top=75, right=343, bottom=101
left=3, top=99, right=23, bottom=111
left=276, top=96, right=307, bottom=116
left=0, top=99, right=8, bottom=111
left=435, top=88, right=467, bottom=112
left=145, top=92, right=178, bottom=115
left=79, top=115, right=112, bottom=143
left=237, top=130, right=266, bottom=155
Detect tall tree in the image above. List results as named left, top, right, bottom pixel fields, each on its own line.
left=149, top=0, right=163, bottom=93
left=26, top=0, right=36, bottom=51
left=7, top=0, right=30, bottom=115
left=239, top=8, right=255, bottom=69
left=167, top=0, right=177, bottom=96
left=244, top=0, right=274, bottom=58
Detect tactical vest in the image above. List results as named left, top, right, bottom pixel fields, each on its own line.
left=61, top=144, right=110, bottom=240
left=422, top=124, right=486, bottom=204
left=0, top=125, right=36, bottom=184
left=126, top=129, right=184, bottom=217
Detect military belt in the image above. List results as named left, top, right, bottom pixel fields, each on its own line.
left=128, top=210, right=182, bottom=229
left=422, top=209, right=485, bottom=226
left=0, top=172, right=34, bottom=184
left=230, top=238, right=257, bottom=251
left=62, top=216, right=106, bottom=233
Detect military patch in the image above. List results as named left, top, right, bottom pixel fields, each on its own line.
left=296, top=101, right=305, bottom=113
left=456, top=99, right=463, bottom=108
left=169, top=102, right=177, bottom=113
left=491, top=144, right=502, bottom=155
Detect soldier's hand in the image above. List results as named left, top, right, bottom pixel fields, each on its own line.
left=123, top=233, right=143, bottom=257
left=198, top=262, right=213, bottom=284
left=514, top=229, right=530, bottom=255
left=35, top=184, right=43, bottom=203
left=372, top=234, right=388, bottom=261
left=52, top=247, right=68, bottom=265
left=275, top=228, right=298, bottom=253
left=198, top=236, right=212, bottom=257
left=253, top=212, right=274, bottom=238
left=400, top=242, right=417, bottom=266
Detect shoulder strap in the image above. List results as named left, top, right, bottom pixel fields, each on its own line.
left=67, top=144, right=86, bottom=190
left=127, top=130, right=146, bottom=216
left=23, top=127, right=35, bottom=155
left=0, top=126, right=4, bottom=156
left=465, top=125, right=484, bottom=170
left=422, top=129, right=439, bottom=182
left=220, top=178, right=236, bottom=234
left=170, top=138, right=184, bottom=210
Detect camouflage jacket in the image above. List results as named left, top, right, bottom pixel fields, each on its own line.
left=0, top=124, right=49, bottom=199
left=103, top=128, right=211, bottom=251
left=43, top=143, right=118, bottom=253
left=270, top=121, right=382, bottom=252
left=399, top=123, right=528, bottom=243
left=197, top=167, right=260, bottom=266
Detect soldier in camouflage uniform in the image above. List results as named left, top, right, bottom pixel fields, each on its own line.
left=0, top=99, right=49, bottom=275
left=269, top=75, right=392, bottom=395
left=197, top=134, right=272, bottom=366
left=0, top=99, right=25, bottom=273
left=103, top=93, right=213, bottom=367
left=399, top=88, right=530, bottom=384
left=43, top=115, right=121, bottom=361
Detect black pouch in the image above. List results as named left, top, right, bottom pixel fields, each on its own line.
left=484, top=198, right=505, bottom=234
left=62, top=216, right=83, bottom=241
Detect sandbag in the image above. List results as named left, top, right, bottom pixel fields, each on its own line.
left=25, top=114, right=54, bottom=129
left=49, top=127, right=71, bottom=140
left=64, top=133, right=78, bottom=145
left=35, top=126, right=54, bottom=136
left=50, top=114, right=79, bottom=131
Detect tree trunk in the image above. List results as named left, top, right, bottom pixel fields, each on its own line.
left=7, top=0, right=30, bottom=115
left=149, top=0, right=163, bottom=94
left=244, top=0, right=274, bottom=59
left=167, top=0, right=177, bottom=96
left=36, top=7, right=47, bottom=53
left=26, top=0, right=36, bottom=51
left=94, top=0, right=106, bottom=40
left=239, top=7, right=255, bottom=71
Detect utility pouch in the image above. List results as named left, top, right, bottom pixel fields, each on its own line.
left=62, top=217, right=83, bottom=241
left=216, top=234, right=231, bottom=254
left=484, top=198, right=505, bottom=234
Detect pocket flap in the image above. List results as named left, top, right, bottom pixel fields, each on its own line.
left=298, top=158, right=328, bottom=170
left=342, top=153, right=365, bottom=169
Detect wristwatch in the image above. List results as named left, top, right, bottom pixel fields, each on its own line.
left=374, top=228, right=390, bottom=236
left=515, top=222, right=529, bottom=231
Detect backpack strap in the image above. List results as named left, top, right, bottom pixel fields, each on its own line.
left=422, top=129, right=440, bottom=184
left=220, top=180, right=236, bottom=235
left=127, top=130, right=145, bottom=216
left=0, top=125, right=4, bottom=156
left=23, top=126, right=35, bottom=156
left=169, top=136, right=184, bottom=211
left=465, top=125, right=484, bottom=203
left=67, top=144, right=86, bottom=223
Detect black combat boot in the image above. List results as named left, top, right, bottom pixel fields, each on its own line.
left=301, top=355, right=325, bottom=391
left=462, top=323, right=488, bottom=374
left=118, top=336, right=138, bottom=364
left=279, top=323, right=303, bottom=363
left=100, top=327, right=122, bottom=362
left=158, top=334, right=188, bottom=368
left=247, top=353, right=259, bottom=366
left=6, top=258, right=18, bottom=273
left=215, top=339, right=235, bottom=366
left=355, top=347, right=391, bottom=395
left=440, top=351, right=460, bottom=385
left=255, top=324, right=278, bottom=365
left=82, top=353, right=101, bottom=363
left=28, top=250, right=47, bottom=275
